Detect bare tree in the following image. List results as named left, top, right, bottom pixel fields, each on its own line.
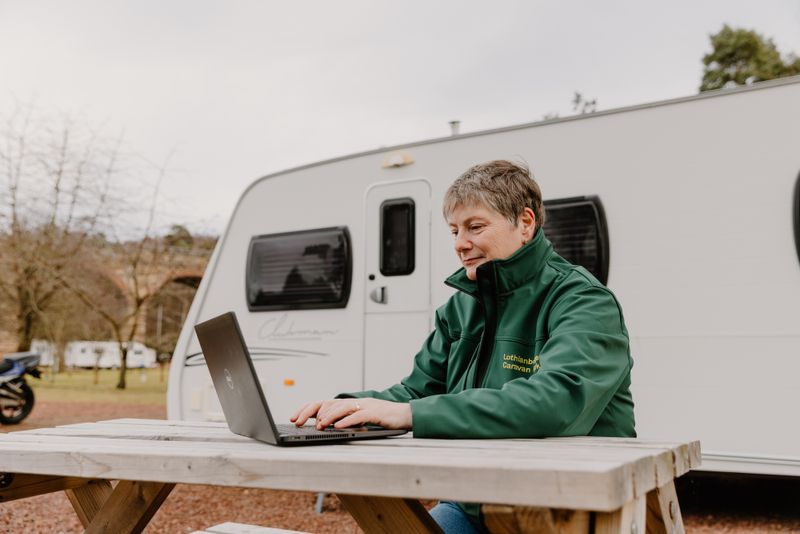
left=0, top=104, right=118, bottom=352
left=55, top=154, right=206, bottom=389
left=0, top=105, right=209, bottom=390
left=30, top=260, right=123, bottom=375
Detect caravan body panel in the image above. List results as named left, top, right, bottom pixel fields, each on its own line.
left=168, top=77, right=800, bottom=474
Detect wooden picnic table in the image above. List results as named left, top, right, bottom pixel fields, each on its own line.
left=0, top=418, right=699, bottom=533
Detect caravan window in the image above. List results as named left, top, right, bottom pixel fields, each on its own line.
left=794, top=171, right=800, bottom=267
left=246, top=227, right=352, bottom=311
left=543, top=196, right=610, bottom=284
left=380, top=198, right=415, bottom=276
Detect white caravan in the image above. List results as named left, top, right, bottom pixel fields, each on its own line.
left=168, top=76, right=800, bottom=477
left=29, top=339, right=157, bottom=368
left=30, top=339, right=57, bottom=367
left=65, top=341, right=157, bottom=369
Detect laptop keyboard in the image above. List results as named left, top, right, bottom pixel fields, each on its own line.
left=276, top=424, right=351, bottom=436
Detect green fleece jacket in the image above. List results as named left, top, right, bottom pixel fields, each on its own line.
left=341, top=229, right=635, bottom=439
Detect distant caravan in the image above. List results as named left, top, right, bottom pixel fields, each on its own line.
left=168, top=76, right=800, bottom=477
left=33, top=340, right=157, bottom=369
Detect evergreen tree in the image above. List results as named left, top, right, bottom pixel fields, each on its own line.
left=700, top=25, right=800, bottom=92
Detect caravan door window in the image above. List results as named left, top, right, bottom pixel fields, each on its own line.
left=246, top=227, right=352, bottom=311
left=380, top=198, right=415, bottom=276
left=543, top=196, right=610, bottom=284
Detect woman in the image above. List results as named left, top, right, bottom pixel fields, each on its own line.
left=292, top=160, right=635, bottom=533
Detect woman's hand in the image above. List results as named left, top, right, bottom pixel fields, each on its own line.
left=290, top=398, right=412, bottom=430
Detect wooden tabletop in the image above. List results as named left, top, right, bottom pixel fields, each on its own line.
left=0, top=419, right=700, bottom=510
left=0, top=418, right=699, bottom=513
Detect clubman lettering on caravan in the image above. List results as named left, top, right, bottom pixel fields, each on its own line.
left=168, top=76, right=800, bottom=478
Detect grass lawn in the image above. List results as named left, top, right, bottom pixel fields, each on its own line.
left=32, top=365, right=169, bottom=405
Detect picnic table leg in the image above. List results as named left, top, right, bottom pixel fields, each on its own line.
left=337, top=493, right=444, bottom=534
left=82, top=480, right=175, bottom=534
left=65, top=479, right=114, bottom=528
left=594, top=495, right=646, bottom=534
left=645, top=480, right=684, bottom=534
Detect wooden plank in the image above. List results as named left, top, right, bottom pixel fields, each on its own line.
left=124, top=429, right=650, bottom=451
left=7, top=423, right=699, bottom=478
left=546, top=437, right=691, bottom=447
left=52, top=419, right=231, bottom=433
left=16, top=424, right=695, bottom=461
left=0, top=431, right=685, bottom=471
left=204, top=522, right=309, bottom=533
left=360, top=435, right=693, bottom=450
left=20, top=421, right=242, bottom=435
left=673, top=442, right=702, bottom=473
left=106, top=418, right=228, bottom=428
left=551, top=439, right=701, bottom=476
left=84, top=480, right=175, bottom=534
left=66, top=479, right=114, bottom=527
left=15, top=421, right=696, bottom=453
left=0, top=420, right=698, bottom=512
left=23, top=420, right=699, bottom=468
left=2, top=431, right=667, bottom=468
left=645, top=481, right=684, bottom=534
left=0, top=473, right=92, bottom=502
left=28, top=420, right=232, bottom=432
left=0, top=441, right=661, bottom=511
left=337, top=494, right=443, bottom=534
left=513, top=438, right=701, bottom=476
left=483, top=505, right=590, bottom=533
left=16, top=424, right=250, bottom=443
left=0, top=433, right=651, bottom=473
left=0, top=442, right=631, bottom=510
left=594, top=496, right=646, bottom=534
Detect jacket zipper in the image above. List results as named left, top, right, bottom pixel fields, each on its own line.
left=472, top=262, right=499, bottom=388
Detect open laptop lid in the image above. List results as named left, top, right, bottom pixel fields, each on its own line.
left=195, top=312, right=280, bottom=444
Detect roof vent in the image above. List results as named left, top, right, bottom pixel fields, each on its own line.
left=449, top=120, right=460, bottom=136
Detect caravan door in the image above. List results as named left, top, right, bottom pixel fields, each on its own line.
left=363, top=179, right=431, bottom=390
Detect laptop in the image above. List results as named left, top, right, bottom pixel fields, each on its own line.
left=194, top=311, right=407, bottom=445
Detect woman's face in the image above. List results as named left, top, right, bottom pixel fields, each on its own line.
left=447, top=202, right=535, bottom=281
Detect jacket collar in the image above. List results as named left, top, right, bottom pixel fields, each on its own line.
left=445, top=228, right=554, bottom=296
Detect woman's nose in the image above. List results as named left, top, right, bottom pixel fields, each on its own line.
left=454, top=232, right=471, bottom=252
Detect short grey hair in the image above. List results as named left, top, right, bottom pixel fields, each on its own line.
left=443, top=160, right=545, bottom=230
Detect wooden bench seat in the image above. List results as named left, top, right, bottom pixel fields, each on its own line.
left=192, top=522, right=309, bottom=534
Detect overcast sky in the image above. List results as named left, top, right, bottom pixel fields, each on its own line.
left=2, top=1, right=799, bottom=234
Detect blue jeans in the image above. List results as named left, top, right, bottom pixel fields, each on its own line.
left=429, top=501, right=488, bottom=534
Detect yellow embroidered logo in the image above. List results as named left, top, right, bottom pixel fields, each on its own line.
left=502, top=354, right=541, bottom=374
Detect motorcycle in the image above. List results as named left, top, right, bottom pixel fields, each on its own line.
left=0, top=351, right=41, bottom=425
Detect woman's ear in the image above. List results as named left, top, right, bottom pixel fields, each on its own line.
left=518, top=207, right=536, bottom=241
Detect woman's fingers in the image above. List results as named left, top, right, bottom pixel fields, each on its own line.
left=293, top=399, right=412, bottom=430
left=332, top=400, right=412, bottom=430
left=291, top=400, right=324, bottom=426
left=289, top=404, right=305, bottom=422
left=315, top=399, right=362, bottom=429
left=292, top=399, right=359, bottom=427
left=333, top=410, right=369, bottom=429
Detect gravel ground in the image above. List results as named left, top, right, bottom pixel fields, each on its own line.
left=2, top=401, right=799, bottom=533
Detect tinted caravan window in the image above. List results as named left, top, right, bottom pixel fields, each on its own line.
left=794, top=171, right=800, bottom=267
left=543, top=196, right=609, bottom=284
left=380, top=198, right=415, bottom=276
left=246, top=227, right=352, bottom=311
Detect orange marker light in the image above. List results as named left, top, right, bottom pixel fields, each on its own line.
left=283, top=379, right=295, bottom=386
